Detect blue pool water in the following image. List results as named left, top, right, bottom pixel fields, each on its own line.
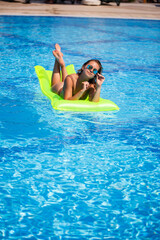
left=0, top=16, right=160, bottom=239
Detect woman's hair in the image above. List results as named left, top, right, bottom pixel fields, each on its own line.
left=77, top=59, right=103, bottom=84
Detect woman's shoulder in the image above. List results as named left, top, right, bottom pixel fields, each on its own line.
left=67, top=73, right=78, bottom=82
left=64, top=73, right=78, bottom=87
left=68, top=73, right=78, bottom=78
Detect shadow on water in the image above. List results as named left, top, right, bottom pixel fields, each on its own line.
left=66, top=110, right=160, bottom=161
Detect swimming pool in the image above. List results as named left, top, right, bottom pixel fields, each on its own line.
left=0, top=15, right=160, bottom=239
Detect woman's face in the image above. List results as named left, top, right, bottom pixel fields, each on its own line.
left=83, top=61, right=100, bottom=79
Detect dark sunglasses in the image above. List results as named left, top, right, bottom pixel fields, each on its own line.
left=86, top=65, right=98, bottom=75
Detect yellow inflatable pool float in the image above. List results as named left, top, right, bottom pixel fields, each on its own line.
left=35, top=65, right=119, bottom=112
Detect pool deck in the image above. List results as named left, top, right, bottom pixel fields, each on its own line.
left=0, top=0, right=160, bottom=20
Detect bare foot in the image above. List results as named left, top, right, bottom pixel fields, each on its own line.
left=55, top=43, right=63, bottom=57
left=55, top=43, right=61, bottom=52
left=53, top=50, right=65, bottom=67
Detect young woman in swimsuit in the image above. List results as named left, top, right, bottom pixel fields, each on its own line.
left=51, top=44, right=105, bottom=102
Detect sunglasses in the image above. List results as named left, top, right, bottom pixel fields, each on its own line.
left=86, top=65, right=98, bottom=75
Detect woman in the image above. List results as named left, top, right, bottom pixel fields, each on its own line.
left=51, top=44, right=105, bottom=102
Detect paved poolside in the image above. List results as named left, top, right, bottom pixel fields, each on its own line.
left=0, top=0, right=160, bottom=20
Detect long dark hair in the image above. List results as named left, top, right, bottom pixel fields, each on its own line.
left=77, top=59, right=103, bottom=84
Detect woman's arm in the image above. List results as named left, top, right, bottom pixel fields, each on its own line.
left=64, top=76, right=89, bottom=100
left=91, top=74, right=105, bottom=102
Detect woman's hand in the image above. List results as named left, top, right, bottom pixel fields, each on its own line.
left=91, top=74, right=105, bottom=102
left=96, top=73, right=105, bottom=88
left=81, top=81, right=90, bottom=92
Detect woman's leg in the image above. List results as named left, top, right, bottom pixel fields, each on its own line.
left=51, top=56, right=61, bottom=87
left=51, top=45, right=68, bottom=84
left=54, top=44, right=68, bottom=82
left=51, top=45, right=68, bottom=94
left=51, top=54, right=64, bottom=94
